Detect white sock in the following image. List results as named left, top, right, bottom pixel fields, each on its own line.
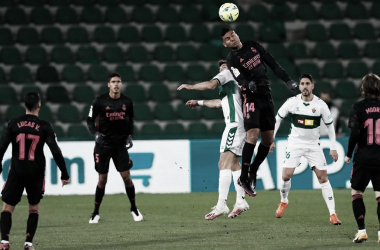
left=25, top=242, right=32, bottom=246
left=1, top=240, right=9, bottom=244
left=232, top=169, right=245, bottom=203
left=280, top=179, right=291, bottom=203
left=216, top=169, right=232, bottom=210
left=359, top=229, right=366, bottom=233
left=321, top=180, right=336, bottom=215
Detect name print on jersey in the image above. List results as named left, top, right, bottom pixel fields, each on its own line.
left=242, top=53, right=261, bottom=70
left=366, top=107, right=380, bottom=114
left=106, top=111, right=125, bottom=121
left=17, top=121, right=40, bottom=131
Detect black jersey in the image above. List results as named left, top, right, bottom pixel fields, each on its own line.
left=87, top=93, right=134, bottom=147
left=0, top=114, right=68, bottom=178
left=227, top=41, right=291, bottom=95
left=347, top=99, right=380, bottom=165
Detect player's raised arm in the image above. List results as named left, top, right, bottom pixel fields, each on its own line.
left=186, top=99, right=221, bottom=109
left=177, top=79, right=219, bottom=91
left=0, top=123, right=12, bottom=174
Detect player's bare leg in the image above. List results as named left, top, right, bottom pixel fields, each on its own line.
left=89, top=173, right=107, bottom=223
left=276, top=168, right=294, bottom=218
left=23, top=203, right=39, bottom=250
left=120, top=170, right=142, bottom=221
left=0, top=203, right=15, bottom=249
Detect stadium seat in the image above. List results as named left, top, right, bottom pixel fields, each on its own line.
left=139, top=65, right=162, bottom=82
left=51, top=46, right=74, bottom=64
left=67, top=125, right=92, bottom=140
left=163, top=123, right=185, bottom=136
left=336, top=81, right=359, bottom=99
left=198, top=45, right=220, bottom=62
left=267, top=43, right=288, bottom=58
left=73, top=85, right=94, bottom=104
left=10, top=66, right=33, bottom=84
left=346, top=2, right=368, bottom=19
left=56, top=7, right=79, bottom=24
left=72, top=0, right=94, bottom=5
left=81, top=6, right=103, bottom=23
left=6, top=106, right=24, bottom=120
left=82, top=105, right=91, bottom=119
left=5, top=8, right=27, bottom=25
left=21, top=0, right=44, bottom=6
left=373, top=61, right=380, bottom=76
left=41, top=27, right=64, bottom=44
left=211, top=24, right=226, bottom=40
left=149, top=85, right=170, bottom=102
left=320, top=3, right=343, bottom=20
left=88, top=65, right=108, bottom=83
left=134, top=104, right=154, bottom=121
left=171, top=0, right=191, bottom=4
left=305, top=24, right=328, bottom=42
left=248, top=4, right=269, bottom=22
left=154, top=104, right=176, bottom=120
left=270, top=4, right=294, bottom=21
left=141, top=26, right=163, bottom=43
left=176, top=45, right=198, bottom=62
left=295, top=4, right=319, bottom=20
left=0, top=47, right=22, bottom=65
left=340, top=100, right=356, bottom=117
left=131, top=6, right=154, bottom=23
left=210, top=122, right=225, bottom=136
left=125, top=85, right=147, bottom=103
left=186, top=64, right=207, bottom=81
left=347, top=61, right=369, bottom=78
left=164, top=64, right=186, bottom=82
left=127, top=45, right=149, bottom=62
left=118, top=26, right=141, bottom=43
left=16, top=27, right=39, bottom=45
left=180, top=5, right=201, bottom=23
left=270, top=82, right=293, bottom=101
left=298, top=62, right=320, bottom=79
left=323, top=61, right=344, bottom=79
left=338, top=42, right=360, bottom=59
left=165, top=25, right=187, bottom=43
left=200, top=89, right=220, bottom=100
left=0, top=0, right=16, bottom=6
left=154, top=45, right=175, bottom=62
left=30, top=7, right=53, bottom=24
left=103, top=45, right=125, bottom=63
left=0, top=28, right=13, bottom=46
left=330, top=23, right=352, bottom=40
left=0, top=87, right=18, bottom=105
left=258, top=23, right=284, bottom=43
left=67, top=26, right=89, bottom=44
left=105, top=6, right=127, bottom=23
left=364, top=42, right=380, bottom=59
left=189, top=25, right=209, bottom=43
left=287, top=43, right=309, bottom=59
left=77, top=46, right=101, bottom=64
left=46, top=86, right=70, bottom=103
left=313, top=81, right=335, bottom=98
left=21, top=86, right=43, bottom=102
left=354, top=23, right=376, bottom=40
left=201, top=3, right=219, bottom=22
left=140, top=123, right=162, bottom=136
left=53, top=125, right=65, bottom=139
left=39, top=106, right=54, bottom=123
left=188, top=122, right=208, bottom=135
left=277, top=119, right=291, bottom=137
left=201, top=106, right=223, bottom=120
left=276, top=58, right=298, bottom=80
left=115, top=65, right=137, bottom=82
left=0, top=67, right=6, bottom=84
left=94, top=26, right=116, bottom=43
left=314, top=43, right=336, bottom=60
left=36, top=65, right=59, bottom=83
left=177, top=104, right=201, bottom=120
left=25, top=46, right=48, bottom=65
left=46, top=0, right=69, bottom=5
left=58, top=104, right=80, bottom=123
left=157, top=6, right=180, bottom=23
left=235, top=24, right=255, bottom=42
left=62, top=65, right=85, bottom=83
left=371, top=2, right=380, bottom=19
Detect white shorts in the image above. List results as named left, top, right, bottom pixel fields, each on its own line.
left=219, top=123, right=246, bottom=156
left=283, top=146, right=327, bottom=170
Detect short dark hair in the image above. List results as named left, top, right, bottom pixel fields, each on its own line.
left=108, top=72, right=121, bottom=82
left=24, top=92, right=40, bottom=111
left=362, top=73, right=380, bottom=99
left=218, top=60, right=227, bottom=67
left=299, top=74, right=313, bottom=83
left=220, top=27, right=233, bottom=39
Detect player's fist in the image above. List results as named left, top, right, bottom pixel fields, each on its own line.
left=269, top=142, right=276, bottom=153
left=177, top=84, right=192, bottom=91
left=185, top=100, right=198, bottom=109
left=126, top=135, right=133, bottom=149
left=61, top=178, right=70, bottom=187
left=95, top=132, right=105, bottom=144
left=286, top=80, right=298, bottom=93
left=344, top=156, right=351, bottom=164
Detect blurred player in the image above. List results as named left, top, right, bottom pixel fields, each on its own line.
left=221, top=27, right=299, bottom=197
left=178, top=60, right=248, bottom=219
left=0, top=92, right=70, bottom=250
left=345, top=73, right=380, bottom=243
left=269, top=74, right=341, bottom=225
left=87, top=72, right=142, bottom=223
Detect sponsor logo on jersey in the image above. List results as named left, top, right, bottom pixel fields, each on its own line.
left=122, top=104, right=126, bottom=111
left=106, top=112, right=125, bottom=121
left=231, top=67, right=240, bottom=77
left=251, top=47, right=257, bottom=53
left=312, top=108, right=316, bottom=113
left=242, top=54, right=261, bottom=70
left=297, top=119, right=314, bottom=126
left=106, top=106, right=111, bottom=110
left=240, top=58, right=244, bottom=63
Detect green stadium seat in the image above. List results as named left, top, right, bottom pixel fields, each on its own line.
left=157, top=6, right=180, bottom=23
left=134, top=104, right=154, bottom=121
left=338, top=43, right=360, bottom=59
left=277, top=119, right=291, bottom=137
left=30, top=7, right=53, bottom=24
left=346, top=3, right=368, bottom=19
left=67, top=26, right=89, bottom=44
left=140, top=123, right=162, bottom=136
left=336, top=81, right=359, bottom=99
left=165, top=25, right=187, bottom=43
left=46, top=86, right=70, bottom=103
left=295, top=4, right=318, bottom=20
left=248, top=4, right=269, bottom=22
left=53, top=125, right=66, bottom=139
left=56, top=7, right=78, bottom=24
left=330, top=23, right=352, bottom=40
left=271, top=82, right=293, bottom=101
left=88, top=65, right=108, bottom=83
left=94, top=26, right=116, bottom=44
left=39, top=106, right=54, bottom=123
left=139, top=65, right=162, bottom=82
left=58, top=104, right=80, bottom=123
left=6, top=106, right=24, bottom=120
left=287, top=43, right=309, bottom=59
left=72, top=0, right=94, bottom=5
left=51, top=46, right=74, bottom=64
left=0, top=47, right=22, bottom=65
left=211, top=24, right=226, bottom=40
left=200, top=89, right=220, bottom=100
left=267, top=43, right=288, bottom=58
left=364, top=42, right=380, bottom=59
left=163, top=123, right=185, bottom=136
left=164, top=64, right=186, bottom=82
left=0, top=0, right=16, bottom=6
left=115, top=65, right=136, bottom=82
left=131, top=6, right=154, bottom=23
left=0, top=67, right=6, bottom=84
left=354, top=23, right=376, bottom=40
left=5, top=8, right=27, bottom=25
left=0, top=86, right=17, bottom=104
left=105, top=6, right=127, bottom=23
left=177, top=104, right=201, bottom=120
left=270, top=4, right=294, bottom=21
left=82, top=105, right=91, bottom=118
left=320, top=3, right=342, bottom=20
left=21, top=0, right=43, bottom=6
left=17, top=27, right=39, bottom=45
left=188, top=122, right=208, bottom=136
left=118, top=26, right=141, bottom=43
left=314, top=43, right=336, bottom=60
left=347, top=61, right=369, bottom=79
left=62, top=65, right=85, bottom=83
left=147, top=0, right=169, bottom=4
left=81, top=7, right=103, bottom=23
left=371, top=2, right=380, bottom=19
left=67, top=125, right=92, bottom=140
left=235, top=24, right=255, bottom=42
left=47, top=0, right=69, bottom=5
left=77, top=46, right=100, bottom=64
left=127, top=45, right=149, bottom=62
left=25, top=47, right=48, bottom=65
left=73, top=85, right=94, bottom=104
left=201, top=107, right=223, bottom=120
left=207, top=64, right=219, bottom=79
left=276, top=58, right=298, bottom=80
left=298, top=62, right=320, bottom=79
left=188, top=25, right=209, bottom=43
left=98, top=0, right=118, bottom=5
left=258, top=23, right=284, bottom=43
left=202, top=3, right=219, bottom=22
left=305, top=24, right=327, bottom=42
left=186, top=64, right=207, bottom=81
left=0, top=28, right=13, bottom=46
left=141, top=26, right=163, bottom=43
left=373, top=61, right=380, bottom=76
left=154, top=45, right=175, bottom=62
left=180, top=6, right=201, bottom=23
left=177, top=45, right=198, bottom=62
left=149, top=85, right=170, bottom=102
left=125, top=85, right=146, bottom=102
left=36, top=65, right=59, bottom=83
left=103, top=46, right=125, bottom=63
left=171, top=0, right=191, bottom=4
left=313, top=81, right=335, bottom=98
left=154, top=104, right=176, bottom=120
left=198, top=45, right=220, bottom=62
left=21, top=86, right=43, bottom=102
left=340, top=100, right=356, bottom=117
left=323, top=61, right=344, bottom=79
left=41, top=27, right=64, bottom=44
left=210, top=122, right=225, bottom=136
left=10, top=66, right=33, bottom=84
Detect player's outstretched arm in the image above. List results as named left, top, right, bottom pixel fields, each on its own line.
left=177, top=79, right=219, bottom=91
left=186, top=99, right=221, bottom=109
left=46, top=135, right=70, bottom=184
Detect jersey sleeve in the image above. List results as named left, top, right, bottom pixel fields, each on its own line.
left=277, top=99, right=291, bottom=119
left=227, top=54, right=251, bottom=88
left=0, top=121, right=13, bottom=172
left=86, top=97, right=101, bottom=135
left=320, top=101, right=333, bottom=125
left=212, top=70, right=229, bottom=86
left=348, top=104, right=359, bottom=129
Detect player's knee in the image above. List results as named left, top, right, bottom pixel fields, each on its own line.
left=124, top=177, right=133, bottom=187
left=282, top=176, right=291, bottom=182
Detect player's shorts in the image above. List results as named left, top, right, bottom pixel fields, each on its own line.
left=242, top=92, right=275, bottom=132
left=2, top=170, right=44, bottom=206
left=94, top=144, right=133, bottom=174
left=219, top=123, right=246, bottom=156
left=351, top=162, right=380, bottom=192
left=283, top=146, right=327, bottom=170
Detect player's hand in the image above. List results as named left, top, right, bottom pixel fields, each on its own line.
left=286, top=80, right=298, bottom=93
left=344, top=156, right=351, bottom=164
left=330, top=150, right=338, bottom=162
left=61, top=178, right=70, bottom=187
left=186, top=100, right=198, bottom=109
left=248, top=81, right=257, bottom=93
left=177, top=84, right=192, bottom=91
left=126, top=135, right=133, bottom=149
left=269, top=142, right=276, bottom=153
left=95, top=132, right=105, bottom=144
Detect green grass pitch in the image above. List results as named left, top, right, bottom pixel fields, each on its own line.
left=7, top=190, right=380, bottom=249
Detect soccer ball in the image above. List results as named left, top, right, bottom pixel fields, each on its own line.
left=219, top=3, right=239, bottom=22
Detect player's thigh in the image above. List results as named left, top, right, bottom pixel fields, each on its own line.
left=94, top=144, right=112, bottom=174
left=111, top=147, right=133, bottom=172
left=370, top=166, right=380, bottom=192
left=351, top=162, right=371, bottom=192
left=259, top=94, right=275, bottom=132
left=305, top=147, right=327, bottom=171
left=1, top=172, right=26, bottom=206
left=283, top=147, right=304, bottom=168
left=220, top=124, right=245, bottom=156
left=243, top=95, right=261, bottom=131
left=25, top=177, right=45, bottom=206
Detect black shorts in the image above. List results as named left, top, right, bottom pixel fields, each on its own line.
left=94, top=144, right=133, bottom=174
left=351, top=162, right=380, bottom=192
left=242, top=92, right=275, bottom=132
left=2, top=170, right=44, bottom=206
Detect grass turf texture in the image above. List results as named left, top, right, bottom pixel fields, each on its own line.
left=7, top=190, right=380, bottom=249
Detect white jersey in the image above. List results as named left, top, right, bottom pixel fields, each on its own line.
left=277, top=94, right=333, bottom=147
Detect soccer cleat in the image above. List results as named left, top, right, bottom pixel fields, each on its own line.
left=205, top=205, right=229, bottom=220
left=237, top=178, right=257, bottom=197
left=89, top=213, right=100, bottom=224
left=353, top=230, right=368, bottom=243
left=329, top=214, right=341, bottom=225
left=24, top=244, right=34, bottom=250
left=275, top=202, right=288, bottom=218
left=377, top=232, right=380, bottom=243
left=131, top=209, right=143, bottom=222
left=0, top=243, right=10, bottom=250
left=228, top=200, right=249, bottom=218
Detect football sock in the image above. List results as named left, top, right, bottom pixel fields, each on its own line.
left=232, top=169, right=245, bottom=203
left=125, top=184, right=137, bottom=214
left=1, top=210, right=12, bottom=241
left=241, top=142, right=255, bottom=182
left=216, top=169, right=232, bottom=210
left=376, top=196, right=380, bottom=231
left=93, top=183, right=105, bottom=215
left=250, top=143, right=270, bottom=178
left=352, top=194, right=365, bottom=230
left=25, top=210, right=39, bottom=243
left=321, top=180, right=336, bottom=215
left=280, top=180, right=291, bottom=203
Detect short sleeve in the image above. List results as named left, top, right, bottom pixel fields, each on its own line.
left=348, top=105, right=359, bottom=129
left=277, top=99, right=290, bottom=119
left=321, top=101, right=333, bottom=125
left=213, top=70, right=229, bottom=86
